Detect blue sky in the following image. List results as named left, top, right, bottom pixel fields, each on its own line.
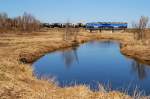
left=0, top=0, right=150, bottom=25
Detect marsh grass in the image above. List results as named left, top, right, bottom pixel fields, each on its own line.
left=37, top=74, right=145, bottom=99
left=0, top=29, right=149, bottom=99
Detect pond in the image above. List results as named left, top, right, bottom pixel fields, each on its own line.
left=33, top=40, right=150, bottom=95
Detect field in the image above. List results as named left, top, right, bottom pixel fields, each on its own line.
left=0, top=28, right=150, bottom=99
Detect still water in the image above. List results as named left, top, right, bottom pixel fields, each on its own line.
left=33, top=40, right=150, bottom=95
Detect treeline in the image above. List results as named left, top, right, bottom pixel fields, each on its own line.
left=0, top=12, right=41, bottom=32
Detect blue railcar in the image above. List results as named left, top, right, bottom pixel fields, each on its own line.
left=86, top=22, right=127, bottom=30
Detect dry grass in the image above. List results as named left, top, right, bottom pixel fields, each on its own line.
left=0, top=28, right=149, bottom=99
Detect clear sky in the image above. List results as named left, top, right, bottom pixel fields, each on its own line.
left=0, top=0, right=150, bottom=25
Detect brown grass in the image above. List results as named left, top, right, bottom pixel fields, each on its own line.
left=0, top=28, right=149, bottom=99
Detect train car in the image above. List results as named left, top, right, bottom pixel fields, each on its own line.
left=86, top=22, right=128, bottom=30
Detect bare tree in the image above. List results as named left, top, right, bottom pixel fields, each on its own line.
left=21, top=12, right=40, bottom=32
left=139, top=16, right=149, bottom=39
left=0, top=13, right=8, bottom=29
left=132, top=21, right=139, bottom=40
left=73, top=28, right=79, bottom=42
left=132, top=16, right=149, bottom=40
left=64, top=22, right=70, bottom=41
left=63, top=21, right=79, bottom=42
left=14, top=16, right=22, bottom=30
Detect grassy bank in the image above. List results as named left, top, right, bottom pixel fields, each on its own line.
left=0, top=29, right=149, bottom=99
left=121, top=41, right=150, bottom=65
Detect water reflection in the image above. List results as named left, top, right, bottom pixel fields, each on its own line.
left=97, top=40, right=118, bottom=48
left=131, top=60, right=147, bottom=80
left=62, top=47, right=79, bottom=68
left=88, top=40, right=118, bottom=48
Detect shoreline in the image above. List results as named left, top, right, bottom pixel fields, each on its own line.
left=21, top=32, right=150, bottom=66
left=121, top=45, right=150, bottom=65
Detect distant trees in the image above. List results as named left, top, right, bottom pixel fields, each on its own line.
left=0, top=12, right=8, bottom=30
left=0, top=12, right=41, bottom=32
left=132, top=16, right=149, bottom=40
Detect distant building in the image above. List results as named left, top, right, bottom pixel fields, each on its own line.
left=86, top=22, right=128, bottom=30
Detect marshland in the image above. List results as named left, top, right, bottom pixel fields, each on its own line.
left=1, top=0, right=150, bottom=99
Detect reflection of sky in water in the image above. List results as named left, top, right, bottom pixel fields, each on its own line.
left=33, top=40, right=150, bottom=95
